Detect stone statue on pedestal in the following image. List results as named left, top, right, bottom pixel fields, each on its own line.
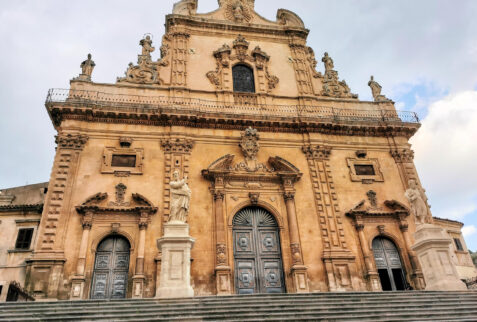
left=169, top=170, right=191, bottom=223
left=75, top=53, right=95, bottom=81
left=368, top=76, right=390, bottom=102
left=405, top=179, right=430, bottom=225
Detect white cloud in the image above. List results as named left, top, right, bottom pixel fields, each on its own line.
left=411, top=90, right=477, bottom=220
left=462, top=225, right=477, bottom=238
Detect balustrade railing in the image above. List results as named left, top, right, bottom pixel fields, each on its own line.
left=45, top=88, right=419, bottom=124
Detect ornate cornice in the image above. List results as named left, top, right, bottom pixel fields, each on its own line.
left=55, top=133, right=88, bottom=150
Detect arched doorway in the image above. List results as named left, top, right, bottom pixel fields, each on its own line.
left=233, top=206, right=285, bottom=294
left=91, top=235, right=130, bottom=299
left=372, top=237, right=407, bottom=291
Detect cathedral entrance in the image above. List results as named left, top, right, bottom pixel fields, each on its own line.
left=91, top=236, right=130, bottom=299
left=372, top=237, right=407, bottom=291
left=233, top=207, right=285, bottom=294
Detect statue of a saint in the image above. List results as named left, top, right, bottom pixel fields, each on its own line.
left=322, top=52, right=334, bottom=73
left=368, top=76, right=382, bottom=100
left=169, top=170, right=191, bottom=223
left=405, top=179, right=429, bottom=225
left=80, top=54, right=95, bottom=80
left=140, top=35, right=155, bottom=58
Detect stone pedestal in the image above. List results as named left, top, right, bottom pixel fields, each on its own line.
left=155, top=222, right=195, bottom=298
left=412, top=224, right=467, bottom=291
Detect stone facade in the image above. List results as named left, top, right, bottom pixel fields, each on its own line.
left=2, top=0, right=474, bottom=300
left=0, top=183, right=47, bottom=301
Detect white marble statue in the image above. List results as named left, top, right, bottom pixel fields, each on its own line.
left=169, top=170, right=191, bottom=223
left=405, top=179, right=428, bottom=225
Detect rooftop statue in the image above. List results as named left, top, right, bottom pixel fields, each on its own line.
left=368, top=76, right=391, bottom=102
left=74, top=53, right=95, bottom=81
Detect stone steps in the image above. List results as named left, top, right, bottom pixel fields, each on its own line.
left=1, top=291, right=476, bottom=321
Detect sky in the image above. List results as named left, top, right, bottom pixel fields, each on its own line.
left=1, top=0, right=477, bottom=249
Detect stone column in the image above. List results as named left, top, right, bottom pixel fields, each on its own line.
left=354, top=219, right=380, bottom=291
left=283, top=191, right=309, bottom=292
left=214, top=190, right=232, bottom=295
left=412, top=224, right=467, bottom=290
left=399, top=218, right=425, bottom=289
left=132, top=212, right=149, bottom=298
left=70, top=211, right=93, bottom=299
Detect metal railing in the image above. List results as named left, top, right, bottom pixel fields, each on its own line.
left=45, top=88, right=419, bottom=124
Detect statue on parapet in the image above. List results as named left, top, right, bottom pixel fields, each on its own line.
left=75, top=53, right=95, bottom=81
left=405, top=179, right=432, bottom=225
left=368, top=76, right=391, bottom=102
left=140, top=35, right=155, bottom=58
left=322, top=52, right=334, bottom=73
left=169, top=170, right=191, bottom=223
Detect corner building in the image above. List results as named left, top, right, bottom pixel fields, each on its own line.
left=24, top=0, right=475, bottom=300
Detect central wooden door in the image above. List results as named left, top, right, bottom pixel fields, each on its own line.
left=233, top=207, right=285, bottom=294
left=372, top=237, right=407, bottom=291
left=91, top=236, right=130, bottom=299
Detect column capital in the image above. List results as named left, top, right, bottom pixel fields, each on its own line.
left=214, top=190, right=225, bottom=201
left=82, top=211, right=93, bottom=229
left=55, top=133, right=89, bottom=150
left=283, top=191, right=295, bottom=201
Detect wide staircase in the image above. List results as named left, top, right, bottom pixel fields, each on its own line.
left=1, top=291, right=476, bottom=321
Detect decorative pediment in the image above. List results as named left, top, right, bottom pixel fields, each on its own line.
left=202, top=127, right=301, bottom=185
left=76, top=184, right=157, bottom=215
left=345, top=190, right=409, bottom=221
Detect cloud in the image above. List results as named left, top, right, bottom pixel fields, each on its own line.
left=411, top=90, right=477, bottom=220
left=462, top=225, right=476, bottom=238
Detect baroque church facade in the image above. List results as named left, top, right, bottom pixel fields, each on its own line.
left=2, top=0, right=475, bottom=300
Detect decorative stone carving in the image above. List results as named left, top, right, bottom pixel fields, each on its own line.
left=290, top=243, right=302, bottom=265
left=320, top=52, right=358, bottom=99
left=390, top=149, right=414, bottom=163
left=301, top=145, right=331, bottom=161
left=367, top=190, right=377, bottom=208
left=161, top=138, right=195, bottom=153
left=223, top=0, right=253, bottom=23
left=356, top=150, right=367, bottom=158
left=368, top=76, right=390, bottom=102
left=117, top=35, right=169, bottom=85
left=276, top=9, right=305, bottom=28
left=172, top=0, right=197, bottom=15
left=248, top=192, right=260, bottom=204
left=169, top=170, right=191, bottom=223
left=55, top=133, right=89, bottom=150
left=119, top=137, right=133, bottom=148
left=206, top=35, right=279, bottom=92
left=405, top=179, right=431, bottom=225
left=109, top=183, right=130, bottom=207
left=306, top=47, right=322, bottom=78
left=75, top=54, right=95, bottom=81
left=216, top=243, right=227, bottom=266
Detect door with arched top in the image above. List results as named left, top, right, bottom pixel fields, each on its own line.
left=91, top=235, right=130, bottom=299
left=372, top=237, right=407, bottom=291
left=233, top=206, right=285, bottom=294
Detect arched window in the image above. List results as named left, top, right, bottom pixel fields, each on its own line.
left=233, top=64, right=255, bottom=93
